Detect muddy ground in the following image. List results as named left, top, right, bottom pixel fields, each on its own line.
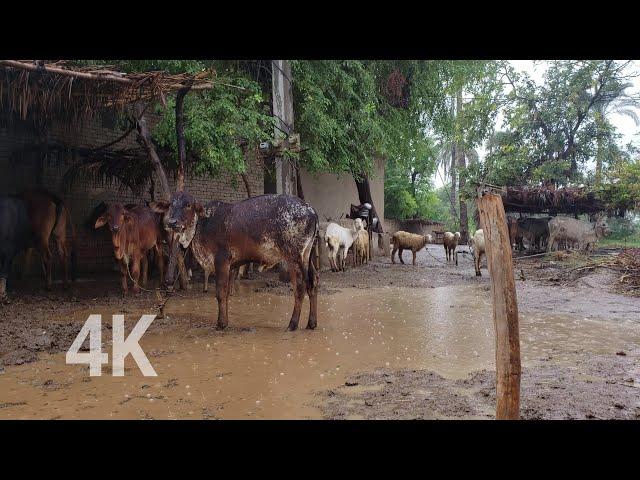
left=0, top=244, right=639, bottom=419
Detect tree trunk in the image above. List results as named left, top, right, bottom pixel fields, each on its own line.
left=240, top=172, right=253, bottom=198
left=449, top=96, right=458, bottom=219
left=354, top=173, right=383, bottom=233
left=134, top=104, right=187, bottom=288
left=450, top=145, right=458, bottom=219
left=456, top=90, right=468, bottom=243
left=134, top=105, right=171, bottom=201
left=295, top=163, right=305, bottom=201
left=175, top=87, right=191, bottom=191
left=240, top=144, right=253, bottom=198
left=595, top=111, right=604, bottom=188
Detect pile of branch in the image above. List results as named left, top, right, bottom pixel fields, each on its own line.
left=501, top=186, right=605, bottom=215
left=551, top=248, right=640, bottom=295
left=0, top=60, right=217, bottom=124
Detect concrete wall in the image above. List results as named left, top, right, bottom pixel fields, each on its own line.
left=299, top=157, right=384, bottom=223
left=384, top=218, right=444, bottom=239
left=0, top=113, right=264, bottom=274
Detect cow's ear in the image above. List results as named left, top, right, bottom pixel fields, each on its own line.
left=148, top=201, right=170, bottom=213
left=94, top=214, right=107, bottom=229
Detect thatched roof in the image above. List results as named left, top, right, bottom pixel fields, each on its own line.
left=0, top=60, right=217, bottom=124
left=501, top=186, right=605, bottom=215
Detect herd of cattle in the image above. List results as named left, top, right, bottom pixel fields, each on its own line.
left=0, top=187, right=611, bottom=330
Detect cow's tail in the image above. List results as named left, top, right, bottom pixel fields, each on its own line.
left=308, top=217, right=320, bottom=290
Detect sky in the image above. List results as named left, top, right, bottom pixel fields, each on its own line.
left=432, top=60, right=640, bottom=188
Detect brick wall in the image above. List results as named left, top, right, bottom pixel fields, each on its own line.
left=0, top=113, right=264, bottom=274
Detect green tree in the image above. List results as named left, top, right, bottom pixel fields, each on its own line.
left=491, top=60, right=638, bottom=186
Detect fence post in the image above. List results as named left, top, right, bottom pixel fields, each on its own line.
left=476, top=192, right=521, bottom=420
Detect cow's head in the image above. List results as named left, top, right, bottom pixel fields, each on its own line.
left=149, top=191, right=205, bottom=248
left=94, top=204, right=133, bottom=260
left=594, top=214, right=610, bottom=238
left=454, top=232, right=461, bottom=241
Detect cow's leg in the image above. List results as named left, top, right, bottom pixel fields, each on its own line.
left=155, top=245, right=165, bottom=285
left=214, top=257, right=231, bottom=330
left=54, top=237, right=70, bottom=290
left=229, top=266, right=239, bottom=296
left=287, top=264, right=305, bottom=331
left=140, top=254, right=149, bottom=287
left=176, top=252, right=189, bottom=290
left=38, top=240, right=53, bottom=291
left=203, top=268, right=210, bottom=293
left=391, top=246, right=397, bottom=264
left=303, top=242, right=318, bottom=330
left=399, top=248, right=405, bottom=264
left=119, top=261, right=129, bottom=295
left=131, top=256, right=142, bottom=294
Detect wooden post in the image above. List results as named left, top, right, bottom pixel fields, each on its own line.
left=476, top=192, right=521, bottom=420
left=271, top=60, right=296, bottom=197
left=272, top=60, right=296, bottom=282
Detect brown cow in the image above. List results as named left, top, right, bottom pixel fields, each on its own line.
left=95, top=204, right=166, bottom=295
left=16, top=189, right=77, bottom=290
left=150, top=192, right=320, bottom=331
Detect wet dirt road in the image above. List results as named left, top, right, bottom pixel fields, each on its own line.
left=1, top=274, right=639, bottom=419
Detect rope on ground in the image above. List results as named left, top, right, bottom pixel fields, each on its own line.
left=424, top=246, right=475, bottom=264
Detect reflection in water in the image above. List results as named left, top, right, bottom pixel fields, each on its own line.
left=0, top=284, right=638, bottom=419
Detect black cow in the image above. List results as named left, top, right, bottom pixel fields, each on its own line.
left=150, top=192, right=320, bottom=331
left=0, top=196, right=32, bottom=298
left=517, top=217, right=551, bottom=251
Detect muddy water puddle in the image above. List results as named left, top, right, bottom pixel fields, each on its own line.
left=1, top=283, right=638, bottom=419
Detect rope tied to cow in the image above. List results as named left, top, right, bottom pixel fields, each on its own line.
left=123, top=247, right=189, bottom=319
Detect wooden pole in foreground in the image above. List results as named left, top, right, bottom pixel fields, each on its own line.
left=477, top=192, right=521, bottom=420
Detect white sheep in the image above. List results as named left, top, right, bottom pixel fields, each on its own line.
left=443, top=231, right=461, bottom=266
left=469, top=229, right=485, bottom=276
left=325, top=219, right=361, bottom=272
left=354, top=224, right=370, bottom=266
left=390, top=231, right=433, bottom=265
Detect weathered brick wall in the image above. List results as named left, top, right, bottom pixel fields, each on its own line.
left=0, top=113, right=264, bottom=274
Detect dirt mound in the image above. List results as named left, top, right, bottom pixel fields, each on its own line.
left=322, top=354, right=640, bottom=420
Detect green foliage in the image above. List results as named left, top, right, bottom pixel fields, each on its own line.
left=478, top=61, right=637, bottom=187
left=599, top=149, right=640, bottom=212
left=72, top=60, right=275, bottom=177
left=291, top=60, right=386, bottom=177
left=152, top=76, right=273, bottom=176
